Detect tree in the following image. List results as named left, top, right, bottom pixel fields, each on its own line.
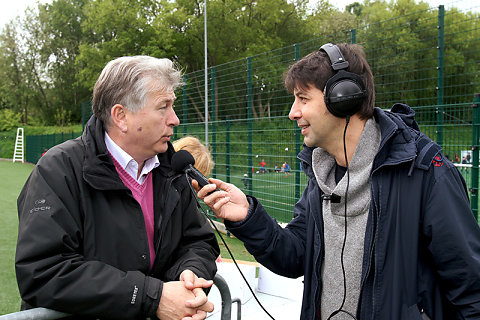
left=357, top=0, right=436, bottom=110
left=151, top=0, right=312, bottom=122
left=37, top=0, right=90, bottom=124
left=0, top=12, right=49, bottom=125
left=76, top=0, right=160, bottom=91
left=0, top=22, right=29, bottom=120
left=305, top=0, right=359, bottom=38
left=346, top=2, right=363, bottom=17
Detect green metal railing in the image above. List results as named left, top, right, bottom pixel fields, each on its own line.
left=25, top=132, right=80, bottom=164
left=171, top=5, right=479, bottom=222
left=0, top=275, right=236, bottom=320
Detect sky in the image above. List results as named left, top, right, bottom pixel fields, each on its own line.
left=0, top=0, right=50, bottom=28
left=0, top=0, right=477, bottom=29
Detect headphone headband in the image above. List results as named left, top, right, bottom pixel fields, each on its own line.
left=318, top=43, right=367, bottom=118
left=320, top=43, right=349, bottom=71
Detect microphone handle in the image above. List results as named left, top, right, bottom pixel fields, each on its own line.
left=186, top=166, right=210, bottom=188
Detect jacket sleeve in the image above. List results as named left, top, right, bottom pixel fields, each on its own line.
left=225, top=181, right=312, bottom=278
left=422, top=164, right=480, bottom=318
left=15, top=153, right=161, bottom=319
left=162, top=178, right=220, bottom=282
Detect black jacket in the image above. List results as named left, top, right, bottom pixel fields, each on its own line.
left=227, top=104, right=480, bottom=319
left=15, top=116, right=220, bottom=319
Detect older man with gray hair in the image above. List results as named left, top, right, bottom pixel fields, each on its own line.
left=15, top=56, right=220, bottom=320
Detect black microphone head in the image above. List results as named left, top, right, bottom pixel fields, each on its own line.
left=171, top=149, right=195, bottom=173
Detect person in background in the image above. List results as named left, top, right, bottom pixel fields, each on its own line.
left=283, top=161, right=291, bottom=177
left=196, top=43, right=480, bottom=319
left=259, top=159, right=266, bottom=173
left=241, top=173, right=249, bottom=189
left=172, top=135, right=215, bottom=177
left=15, top=56, right=220, bottom=320
left=455, top=152, right=460, bottom=163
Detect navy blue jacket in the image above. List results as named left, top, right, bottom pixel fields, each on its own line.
left=226, top=104, right=480, bottom=319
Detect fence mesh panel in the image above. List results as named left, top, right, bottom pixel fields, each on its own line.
left=32, top=5, right=479, bottom=222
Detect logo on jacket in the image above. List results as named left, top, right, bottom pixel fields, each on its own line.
left=131, top=285, right=138, bottom=304
left=432, top=154, right=444, bottom=167
left=29, top=199, right=51, bottom=214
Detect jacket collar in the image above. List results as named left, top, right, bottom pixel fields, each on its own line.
left=372, top=103, right=418, bottom=170
left=298, top=104, right=420, bottom=177
left=81, top=115, right=176, bottom=190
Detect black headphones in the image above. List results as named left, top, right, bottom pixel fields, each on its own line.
left=319, top=43, right=367, bottom=118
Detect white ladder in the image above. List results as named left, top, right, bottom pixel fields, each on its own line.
left=13, top=127, right=24, bottom=163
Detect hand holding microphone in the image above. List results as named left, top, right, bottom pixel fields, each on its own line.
left=171, top=150, right=249, bottom=222
left=171, top=150, right=212, bottom=189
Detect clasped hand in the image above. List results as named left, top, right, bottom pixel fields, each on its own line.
left=156, top=270, right=214, bottom=320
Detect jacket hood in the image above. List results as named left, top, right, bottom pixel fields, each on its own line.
left=81, top=115, right=176, bottom=190
left=298, top=103, right=423, bottom=177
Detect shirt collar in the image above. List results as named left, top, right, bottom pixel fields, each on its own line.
left=104, top=131, right=160, bottom=183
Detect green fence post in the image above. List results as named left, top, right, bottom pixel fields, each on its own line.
left=226, top=117, right=231, bottom=184
left=182, top=74, right=188, bottom=137
left=81, top=101, right=86, bottom=132
left=436, top=5, right=445, bottom=147
left=471, top=93, right=480, bottom=221
left=211, top=67, right=217, bottom=178
left=81, top=101, right=92, bottom=132
left=247, top=57, right=253, bottom=196
left=350, top=28, right=356, bottom=44
left=294, top=44, right=301, bottom=201
left=226, top=117, right=232, bottom=236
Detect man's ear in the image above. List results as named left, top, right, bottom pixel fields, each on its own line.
left=110, top=104, right=128, bottom=133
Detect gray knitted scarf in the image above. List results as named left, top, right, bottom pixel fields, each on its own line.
left=312, top=118, right=381, bottom=319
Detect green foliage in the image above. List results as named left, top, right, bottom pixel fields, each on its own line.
left=0, top=109, right=21, bottom=132
left=53, top=107, right=73, bottom=127
left=0, top=0, right=479, bottom=131
left=0, top=130, right=17, bottom=159
left=306, top=0, right=359, bottom=37
left=77, top=0, right=160, bottom=90
left=23, top=124, right=82, bottom=135
left=37, top=0, right=91, bottom=123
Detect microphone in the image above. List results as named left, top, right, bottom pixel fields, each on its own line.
left=171, top=149, right=211, bottom=188
left=321, top=193, right=341, bottom=203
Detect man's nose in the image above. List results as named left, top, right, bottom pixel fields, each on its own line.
left=169, top=109, right=180, bottom=127
left=289, top=100, right=301, bottom=121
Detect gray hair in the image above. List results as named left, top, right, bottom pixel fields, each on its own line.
left=92, top=56, right=183, bottom=129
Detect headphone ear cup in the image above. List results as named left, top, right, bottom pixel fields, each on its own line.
left=324, top=70, right=367, bottom=118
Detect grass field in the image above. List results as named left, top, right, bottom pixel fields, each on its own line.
left=217, top=170, right=307, bottom=223
left=0, top=160, right=34, bottom=315
left=0, top=159, right=257, bottom=315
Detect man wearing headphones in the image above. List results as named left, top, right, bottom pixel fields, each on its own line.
left=196, top=43, right=480, bottom=319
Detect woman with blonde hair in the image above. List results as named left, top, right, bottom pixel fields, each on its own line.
left=172, top=135, right=215, bottom=177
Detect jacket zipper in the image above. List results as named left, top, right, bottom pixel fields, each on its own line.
left=357, top=178, right=378, bottom=319
left=357, top=154, right=416, bottom=318
left=313, top=189, right=325, bottom=318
